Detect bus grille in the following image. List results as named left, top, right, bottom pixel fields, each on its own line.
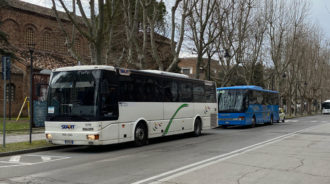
left=210, top=113, right=217, bottom=128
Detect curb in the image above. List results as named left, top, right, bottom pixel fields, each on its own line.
left=0, top=145, right=70, bottom=157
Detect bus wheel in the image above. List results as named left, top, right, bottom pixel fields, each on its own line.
left=270, top=115, right=274, bottom=125
left=193, top=118, right=202, bottom=136
left=134, top=123, right=148, bottom=146
left=250, top=117, right=256, bottom=128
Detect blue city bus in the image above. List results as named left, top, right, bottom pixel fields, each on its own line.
left=217, top=86, right=280, bottom=128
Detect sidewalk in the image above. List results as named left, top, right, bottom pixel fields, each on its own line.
left=0, top=133, right=45, bottom=144
left=153, top=123, right=330, bottom=184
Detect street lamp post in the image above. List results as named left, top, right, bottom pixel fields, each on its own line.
left=28, top=43, right=35, bottom=144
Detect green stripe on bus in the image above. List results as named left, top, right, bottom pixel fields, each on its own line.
left=163, top=104, right=189, bottom=136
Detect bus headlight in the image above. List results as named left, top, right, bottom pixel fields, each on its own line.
left=87, top=134, right=99, bottom=140
left=233, top=117, right=245, bottom=121
left=46, top=133, right=52, bottom=139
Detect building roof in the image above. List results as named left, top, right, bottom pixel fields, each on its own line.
left=4, top=0, right=71, bottom=21
left=16, top=50, right=78, bottom=70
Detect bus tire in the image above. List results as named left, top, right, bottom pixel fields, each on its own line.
left=193, top=118, right=202, bottom=136
left=250, top=116, right=256, bottom=128
left=134, top=123, right=148, bottom=146
left=270, top=115, right=274, bottom=125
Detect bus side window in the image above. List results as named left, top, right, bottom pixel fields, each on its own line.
left=205, top=83, right=216, bottom=103
left=171, top=81, right=179, bottom=102
left=249, top=90, right=257, bottom=104
left=256, top=91, right=263, bottom=104
left=100, top=71, right=119, bottom=120
left=179, top=81, right=193, bottom=102
left=193, top=82, right=205, bottom=102
left=163, top=79, right=178, bottom=102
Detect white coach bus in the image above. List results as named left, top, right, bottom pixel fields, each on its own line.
left=45, top=65, right=218, bottom=146
left=322, top=100, right=330, bottom=114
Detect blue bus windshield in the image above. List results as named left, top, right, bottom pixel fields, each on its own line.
left=218, top=89, right=247, bottom=113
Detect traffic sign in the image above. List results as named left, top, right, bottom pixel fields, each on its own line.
left=1, top=56, right=11, bottom=80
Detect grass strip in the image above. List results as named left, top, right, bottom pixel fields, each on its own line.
left=0, top=120, right=44, bottom=134
left=0, top=140, right=53, bottom=153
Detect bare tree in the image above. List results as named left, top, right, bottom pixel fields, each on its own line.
left=186, top=0, right=217, bottom=79
left=166, top=0, right=197, bottom=72
left=242, top=0, right=268, bottom=85
left=214, top=0, right=254, bottom=86
left=52, top=0, right=112, bottom=65
left=147, top=0, right=165, bottom=70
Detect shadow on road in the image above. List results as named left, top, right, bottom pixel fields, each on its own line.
left=55, top=132, right=214, bottom=154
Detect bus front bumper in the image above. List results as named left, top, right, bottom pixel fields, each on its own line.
left=218, top=120, right=247, bottom=126
left=45, top=131, right=109, bottom=145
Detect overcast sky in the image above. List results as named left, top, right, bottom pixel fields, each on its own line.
left=21, top=0, right=330, bottom=40
left=310, top=0, right=330, bottom=38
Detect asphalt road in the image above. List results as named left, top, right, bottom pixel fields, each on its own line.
left=0, top=115, right=328, bottom=184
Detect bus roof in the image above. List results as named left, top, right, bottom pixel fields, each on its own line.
left=140, top=70, right=189, bottom=78
left=323, top=100, right=330, bottom=103
left=53, top=65, right=116, bottom=72
left=217, top=85, right=279, bottom=93
left=52, top=65, right=212, bottom=82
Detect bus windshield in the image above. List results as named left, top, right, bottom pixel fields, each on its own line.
left=218, top=89, right=247, bottom=113
left=47, top=70, right=101, bottom=121
left=322, top=102, right=330, bottom=109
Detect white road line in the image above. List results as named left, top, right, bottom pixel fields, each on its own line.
left=131, top=124, right=326, bottom=184
left=9, top=156, right=21, bottom=163
left=41, top=156, right=51, bottom=162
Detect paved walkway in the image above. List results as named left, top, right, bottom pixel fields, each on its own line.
left=0, top=133, right=45, bottom=144
left=150, top=123, right=330, bottom=184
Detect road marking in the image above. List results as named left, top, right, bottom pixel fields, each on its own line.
left=9, top=156, right=21, bottom=163
left=41, top=156, right=51, bottom=162
left=132, top=124, right=326, bottom=184
left=0, top=155, right=70, bottom=168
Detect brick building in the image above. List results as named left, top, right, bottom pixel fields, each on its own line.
left=0, top=0, right=83, bottom=116
left=0, top=0, right=173, bottom=117
left=178, top=57, right=221, bottom=80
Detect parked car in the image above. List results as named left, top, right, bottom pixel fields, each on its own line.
left=279, top=108, right=285, bottom=123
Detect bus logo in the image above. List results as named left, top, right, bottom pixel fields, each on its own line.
left=61, top=125, right=75, bottom=129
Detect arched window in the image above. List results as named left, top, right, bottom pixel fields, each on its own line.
left=42, top=31, right=52, bottom=52
left=55, top=35, right=66, bottom=54
left=25, top=27, right=35, bottom=46
left=6, top=83, right=15, bottom=101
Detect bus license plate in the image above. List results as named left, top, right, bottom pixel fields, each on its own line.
left=65, top=140, right=74, bottom=144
